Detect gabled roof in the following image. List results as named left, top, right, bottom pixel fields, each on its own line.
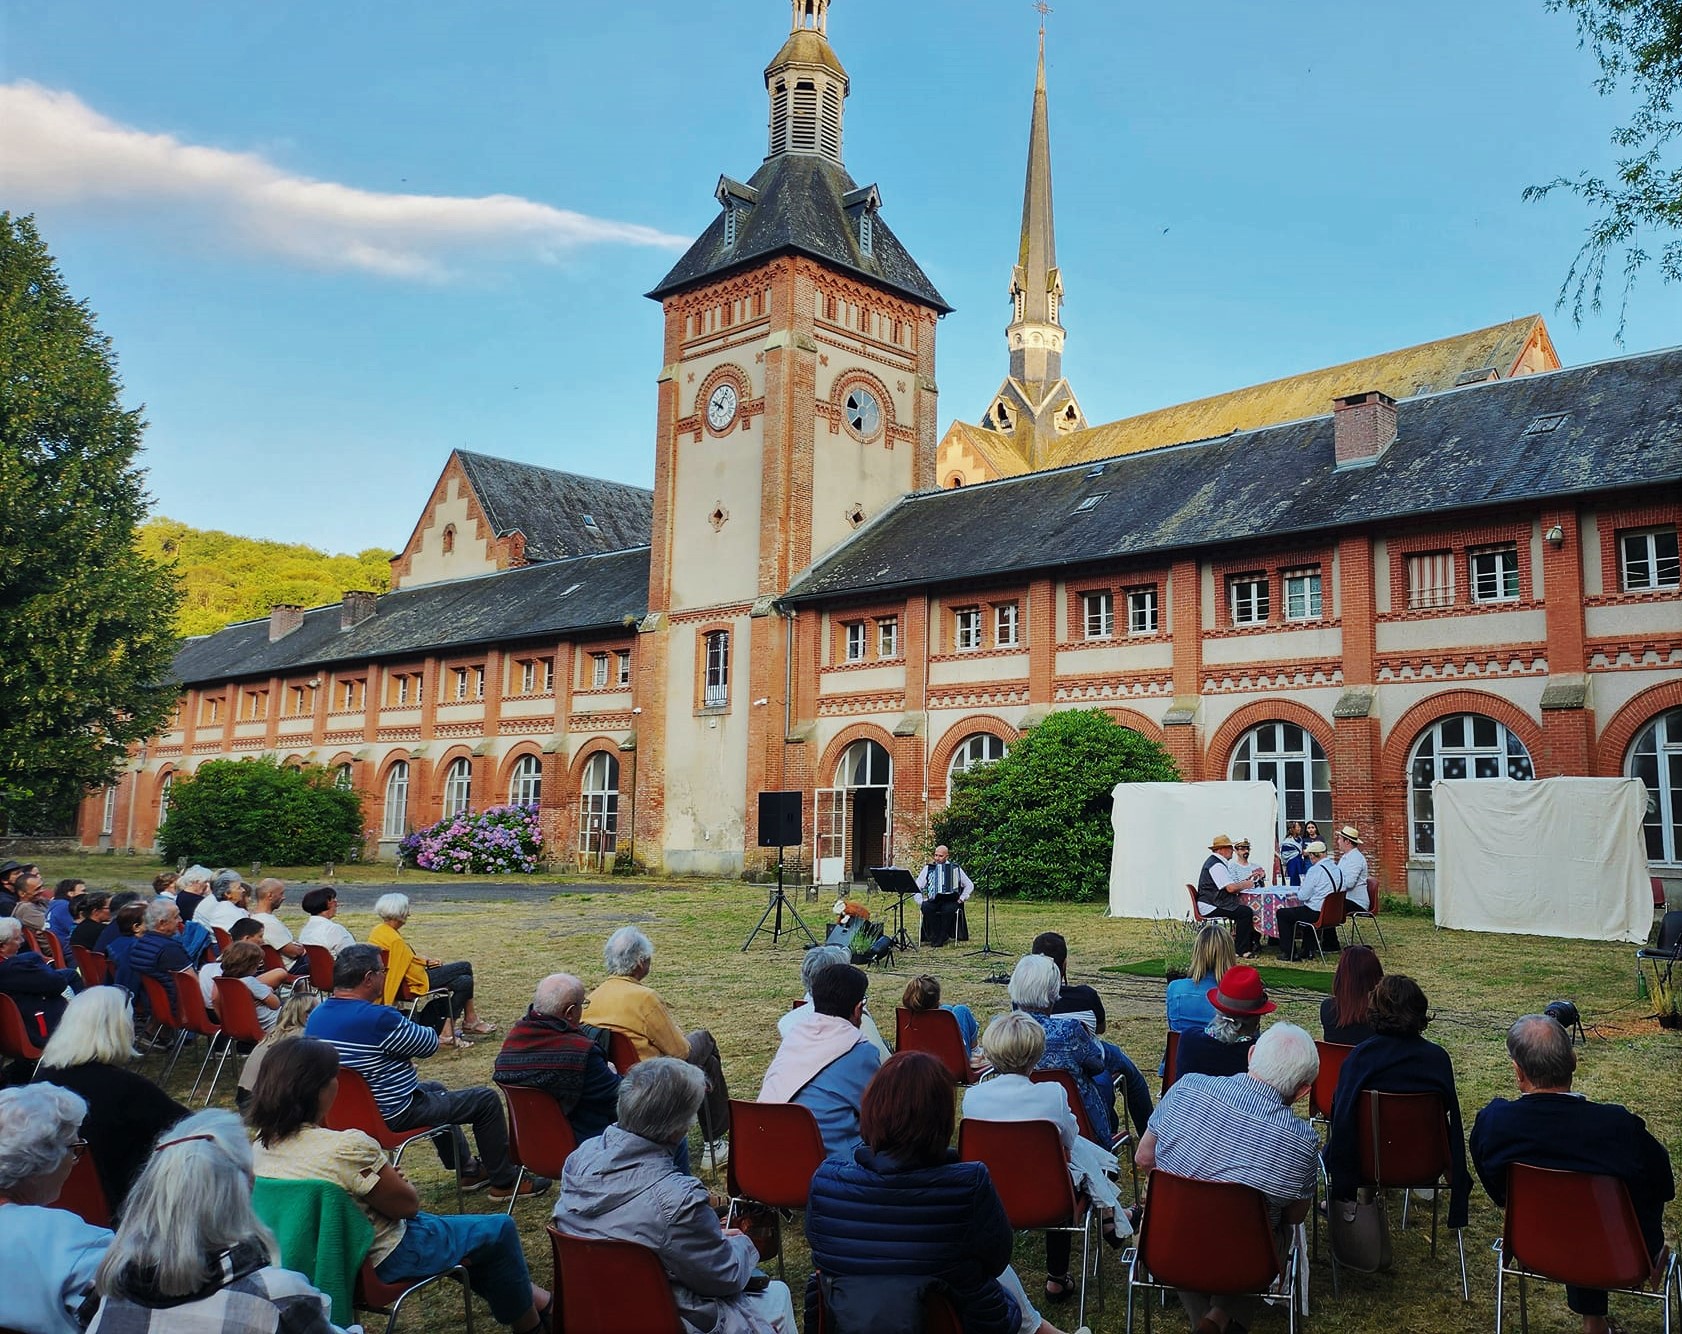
left=646, top=153, right=951, bottom=312
left=789, top=345, right=1682, bottom=602
left=454, top=450, right=652, bottom=560
left=171, top=547, right=652, bottom=687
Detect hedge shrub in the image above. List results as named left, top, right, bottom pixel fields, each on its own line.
left=157, top=757, right=364, bottom=866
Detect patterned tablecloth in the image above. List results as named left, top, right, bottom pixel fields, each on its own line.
left=1239, top=887, right=1302, bottom=940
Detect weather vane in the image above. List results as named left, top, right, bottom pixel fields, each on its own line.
left=1033, top=0, right=1053, bottom=28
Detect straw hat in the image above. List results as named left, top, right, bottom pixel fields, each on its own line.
left=1207, top=965, right=1276, bottom=1017
left=1208, top=834, right=1234, bottom=851
left=1336, top=824, right=1362, bottom=844
left=1303, top=840, right=1328, bottom=856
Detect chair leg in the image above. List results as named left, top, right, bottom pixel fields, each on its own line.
left=1519, top=1270, right=1529, bottom=1334
left=1455, top=1228, right=1468, bottom=1302
left=1428, top=1185, right=1440, bottom=1258
left=503, top=1165, right=525, bottom=1216
left=187, top=1033, right=222, bottom=1104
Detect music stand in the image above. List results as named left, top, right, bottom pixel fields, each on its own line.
left=741, top=840, right=820, bottom=951
left=869, top=866, right=921, bottom=951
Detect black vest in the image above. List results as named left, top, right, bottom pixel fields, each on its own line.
left=1196, top=853, right=1226, bottom=902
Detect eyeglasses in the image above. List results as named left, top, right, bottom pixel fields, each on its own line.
left=68, top=1138, right=87, bottom=1163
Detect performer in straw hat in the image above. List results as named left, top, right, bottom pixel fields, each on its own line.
left=1194, top=835, right=1259, bottom=957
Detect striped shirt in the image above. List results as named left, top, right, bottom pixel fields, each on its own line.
left=305, top=997, right=439, bottom=1121
left=1146, top=1072, right=1318, bottom=1218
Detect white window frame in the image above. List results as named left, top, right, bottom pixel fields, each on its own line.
left=382, top=762, right=409, bottom=839
left=472, top=666, right=485, bottom=699
left=452, top=667, right=469, bottom=701
left=704, top=630, right=730, bottom=708
left=520, top=660, right=536, bottom=694
left=1127, top=586, right=1158, bottom=635
left=442, top=757, right=473, bottom=818
left=1283, top=568, right=1323, bottom=621
left=1620, top=527, right=1681, bottom=592
left=947, top=733, right=1007, bottom=799
left=578, top=751, right=620, bottom=862
left=333, top=764, right=353, bottom=791
left=1407, top=713, right=1534, bottom=857
left=616, top=651, right=632, bottom=686
left=877, top=617, right=899, bottom=659
left=543, top=659, right=555, bottom=693
left=1228, top=721, right=1332, bottom=844
left=844, top=621, right=867, bottom=662
left=1082, top=591, right=1113, bottom=640
left=953, top=607, right=982, bottom=652
left=101, top=785, right=118, bottom=835
left=1230, top=574, right=1269, bottom=625
left=1469, top=545, right=1520, bottom=604
left=509, top=754, right=543, bottom=808
left=396, top=675, right=412, bottom=706
left=995, top=602, right=1020, bottom=647
left=591, top=654, right=609, bottom=689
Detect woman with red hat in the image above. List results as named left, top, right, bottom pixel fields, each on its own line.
left=1175, top=965, right=1275, bottom=1080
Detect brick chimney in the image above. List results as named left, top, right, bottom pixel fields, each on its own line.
left=268, top=604, right=304, bottom=641
left=1332, top=390, right=1398, bottom=467
left=340, top=590, right=377, bottom=630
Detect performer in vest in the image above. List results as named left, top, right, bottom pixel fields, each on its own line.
left=1195, top=834, right=1260, bottom=957
left=915, top=846, right=974, bottom=948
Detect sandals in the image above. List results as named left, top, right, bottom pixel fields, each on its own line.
left=1044, top=1274, right=1075, bottom=1302
left=465, top=1019, right=499, bottom=1035
left=444, top=1033, right=474, bottom=1050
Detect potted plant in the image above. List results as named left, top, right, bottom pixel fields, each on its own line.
left=1655, top=969, right=1682, bottom=1030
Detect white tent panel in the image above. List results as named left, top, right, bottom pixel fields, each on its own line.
left=1109, top=781, right=1278, bottom=920
left=1433, top=777, right=1650, bottom=942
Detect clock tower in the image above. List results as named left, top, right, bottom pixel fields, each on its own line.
left=636, top=0, right=950, bottom=875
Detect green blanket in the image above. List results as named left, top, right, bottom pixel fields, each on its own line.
left=252, top=1175, right=374, bottom=1328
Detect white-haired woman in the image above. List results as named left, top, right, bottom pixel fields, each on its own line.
left=87, top=1109, right=341, bottom=1334
left=367, top=893, right=491, bottom=1049
left=0, top=916, right=83, bottom=1048
left=36, top=987, right=187, bottom=1216
left=0, top=1084, right=111, bottom=1334
left=553, top=1057, right=797, bottom=1334
left=1008, top=955, right=1110, bottom=1162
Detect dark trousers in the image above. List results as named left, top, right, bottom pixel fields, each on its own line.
left=686, top=1029, right=730, bottom=1142
left=920, top=895, right=961, bottom=947
left=1276, top=906, right=1336, bottom=958
left=1202, top=902, right=1258, bottom=954
left=1567, top=1216, right=1666, bottom=1316
left=388, top=1079, right=514, bottom=1186
left=414, top=959, right=475, bottom=1029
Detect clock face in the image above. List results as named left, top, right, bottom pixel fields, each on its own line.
left=706, top=382, right=738, bottom=430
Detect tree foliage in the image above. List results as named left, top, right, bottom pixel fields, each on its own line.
left=137, top=518, right=394, bottom=638
left=932, top=709, right=1180, bottom=903
left=157, top=757, right=364, bottom=866
left=1528, top=0, right=1682, bottom=332
left=0, top=214, right=181, bottom=830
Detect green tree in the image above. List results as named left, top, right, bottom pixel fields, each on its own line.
left=932, top=709, right=1180, bottom=903
left=158, top=758, right=364, bottom=866
left=0, top=214, right=181, bottom=830
left=1528, top=0, right=1682, bottom=332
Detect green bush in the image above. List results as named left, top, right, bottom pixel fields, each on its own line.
left=157, top=758, right=364, bottom=866
left=933, top=708, right=1180, bottom=903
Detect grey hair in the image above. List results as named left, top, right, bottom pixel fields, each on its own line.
left=372, top=892, right=411, bottom=923
left=1247, top=1022, right=1319, bottom=1098
left=0, top=1084, right=87, bottom=1192
left=143, top=898, right=180, bottom=930
left=1507, top=1014, right=1577, bottom=1088
left=41, top=986, right=139, bottom=1069
left=1008, top=953, right=1062, bottom=1012
left=1206, top=1013, right=1261, bottom=1043
left=96, top=1109, right=276, bottom=1299
left=210, top=869, right=243, bottom=900
left=604, top=926, right=653, bottom=977
left=178, top=864, right=213, bottom=891
left=532, top=973, right=585, bottom=1018
left=981, top=1011, right=1046, bottom=1076
left=0, top=918, right=20, bottom=947
left=616, top=1056, right=705, bottom=1145
left=800, top=944, right=849, bottom=995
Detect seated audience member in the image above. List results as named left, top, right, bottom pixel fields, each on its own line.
left=1166, top=924, right=1235, bottom=1035
left=239, top=992, right=321, bottom=1115
left=297, top=886, right=356, bottom=958
left=305, top=944, right=542, bottom=1202
left=0, top=1084, right=112, bottom=1334
left=250, top=878, right=308, bottom=968
left=966, top=1013, right=1126, bottom=1303
left=70, top=893, right=113, bottom=953
left=150, top=871, right=179, bottom=906
left=10, top=865, right=50, bottom=934
left=101, top=903, right=148, bottom=998
left=172, top=865, right=213, bottom=923
left=1034, top=931, right=1154, bottom=1136
left=127, top=898, right=193, bottom=1008
left=36, top=987, right=187, bottom=1214
left=778, top=945, right=890, bottom=1059
left=584, top=925, right=731, bottom=1165
left=0, top=917, right=84, bottom=1045
left=213, top=941, right=284, bottom=1031
left=1195, top=833, right=1260, bottom=957
left=900, top=973, right=979, bottom=1051
left=494, top=973, right=621, bottom=1144
left=1332, top=825, right=1371, bottom=911
left=198, top=916, right=264, bottom=1004
left=195, top=869, right=253, bottom=934
left=1325, top=975, right=1470, bottom=1229
left=1274, top=840, right=1344, bottom=961
left=1137, top=1023, right=1321, bottom=1334
left=1176, top=965, right=1273, bottom=1080
left=0, top=858, right=23, bottom=916
left=93, top=893, right=142, bottom=953
left=806, top=1050, right=1076, bottom=1334
left=759, top=963, right=881, bottom=1161
left=1320, top=945, right=1383, bottom=1045
left=1471, top=1014, right=1675, bottom=1334
left=250, top=1037, right=553, bottom=1331
left=1009, top=953, right=1110, bottom=1143
left=553, top=1057, right=798, bottom=1334
left=369, top=892, right=492, bottom=1048
left=47, top=879, right=85, bottom=948
left=89, top=1109, right=339, bottom=1333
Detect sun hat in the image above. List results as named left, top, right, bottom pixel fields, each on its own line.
left=1337, top=824, right=1362, bottom=843
left=1208, top=964, right=1276, bottom=1017
left=1208, top=834, right=1234, bottom=851
left=1303, top=840, right=1328, bottom=856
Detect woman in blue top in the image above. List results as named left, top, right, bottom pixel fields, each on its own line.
left=1280, top=821, right=1309, bottom=886
left=1162, top=924, right=1235, bottom=1076
left=1009, top=954, right=1110, bottom=1141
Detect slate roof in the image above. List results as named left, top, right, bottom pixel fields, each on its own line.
left=788, top=345, right=1682, bottom=603
left=454, top=450, right=652, bottom=560
left=171, top=547, right=651, bottom=687
left=647, top=154, right=951, bottom=312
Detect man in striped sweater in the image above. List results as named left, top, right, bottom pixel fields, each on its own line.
left=305, top=943, right=548, bottom=1202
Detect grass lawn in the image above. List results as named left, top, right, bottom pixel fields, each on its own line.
left=31, top=857, right=1681, bottom=1334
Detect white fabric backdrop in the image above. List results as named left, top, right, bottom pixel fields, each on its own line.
left=1108, top=781, right=1279, bottom=919
left=1433, top=777, right=1651, bottom=942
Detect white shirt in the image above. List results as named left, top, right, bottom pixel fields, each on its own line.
left=914, top=861, right=975, bottom=902
left=196, top=899, right=252, bottom=933
left=252, top=911, right=295, bottom=949
left=1335, top=845, right=1370, bottom=910
left=298, top=914, right=356, bottom=957
left=1299, top=856, right=1345, bottom=912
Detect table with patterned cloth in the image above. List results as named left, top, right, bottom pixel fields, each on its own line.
left=1238, top=887, right=1302, bottom=941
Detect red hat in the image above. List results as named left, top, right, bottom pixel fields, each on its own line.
left=1207, top=965, right=1276, bottom=1018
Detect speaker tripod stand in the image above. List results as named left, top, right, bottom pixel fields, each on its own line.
left=741, top=842, right=820, bottom=951
left=964, top=885, right=1009, bottom=982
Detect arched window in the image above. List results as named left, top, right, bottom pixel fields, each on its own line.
left=1407, top=713, right=1534, bottom=856
left=157, top=772, right=174, bottom=819
left=382, top=762, right=409, bottom=839
left=1628, top=706, right=1682, bottom=864
left=101, top=785, right=117, bottom=836
left=441, top=524, right=456, bottom=555
left=509, top=754, right=543, bottom=808
left=947, top=733, right=1006, bottom=798
left=1228, top=721, right=1332, bottom=844
left=333, top=764, right=353, bottom=790
left=578, top=752, right=620, bottom=863
left=835, top=739, right=891, bottom=788
left=442, top=757, right=472, bottom=818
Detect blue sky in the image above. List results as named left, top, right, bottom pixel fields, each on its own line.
left=4, top=0, right=1678, bottom=550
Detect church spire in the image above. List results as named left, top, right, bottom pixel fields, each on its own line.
left=1008, top=23, right=1064, bottom=385
left=764, top=0, right=849, bottom=164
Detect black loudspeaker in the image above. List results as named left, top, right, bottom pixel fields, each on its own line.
left=757, top=790, right=803, bottom=848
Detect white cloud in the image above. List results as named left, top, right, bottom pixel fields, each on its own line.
left=0, top=82, right=688, bottom=279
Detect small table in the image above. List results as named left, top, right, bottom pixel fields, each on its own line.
left=1238, top=886, right=1301, bottom=941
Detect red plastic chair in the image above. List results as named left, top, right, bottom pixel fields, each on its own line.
left=0, top=994, right=45, bottom=1073
left=356, top=1252, right=474, bottom=1334
left=324, top=1068, right=462, bottom=1212
left=211, top=926, right=232, bottom=956
left=896, top=1007, right=982, bottom=1085
left=1161, top=1030, right=1180, bottom=1093
left=71, top=945, right=108, bottom=987
left=206, top=974, right=271, bottom=1100
left=54, top=1150, right=111, bottom=1230
left=1352, top=1090, right=1468, bottom=1299
left=376, top=947, right=451, bottom=1025
left=28, top=929, right=68, bottom=969
left=1185, top=884, right=1227, bottom=929
left=548, top=1228, right=684, bottom=1333
left=1309, top=1040, right=1356, bottom=1125
left=303, top=943, right=337, bottom=993
left=960, top=1117, right=1100, bottom=1329
left=604, top=1028, right=642, bottom=1075
left=498, top=1084, right=579, bottom=1214
left=724, top=1099, right=828, bottom=1277
left=167, top=969, right=228, bottom=1103
left=261, top=944, right=288, bottom=974
left=139, top=972, right=192, bottom=1077
left=1495, top=1163, right=1677, bottom=1334
left=1031, top=1065, right=1137, bottom=1196
left=1123, top=1169, right=1298, bottom=1334
left=1287, top=890, right=1348, bottom=962
left=1348, top=887, right=1386, bottom=948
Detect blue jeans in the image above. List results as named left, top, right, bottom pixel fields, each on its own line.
left=1098, top=1040, right=1154, bottom=1137
left=945, top=1003, right=979, bottom=1051
left=376, top=1211, right=533, bottom=1325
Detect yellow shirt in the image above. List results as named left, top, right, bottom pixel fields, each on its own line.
left=582, top=974, right=688, bottom=1061
left=368, top=921, right=427, bottom=1006
left=252, top=1125, right=406, bottom=1266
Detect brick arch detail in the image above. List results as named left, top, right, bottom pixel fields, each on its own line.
left=377, top=750, right=414, bottom=782
left=1207, top=700, right=1336, bottom=777
left=830, top=367, right=900, bottom=430
left=1379, top=690, right=1546, bottom=780
left=325, top=751, right=358, bottom=770
left=278, top=753, right=308, bottom=770
left=495, top=742, right=546, bottom=797
left=1596, top=680, right=1682, bottom=776
left=1099, top=706, right=1166, bottom=744
left=568, top=739, right=623, bottom=789
left=929, top=716, right=1020, bottom=782
left=816, top=722, right=900, bottom=789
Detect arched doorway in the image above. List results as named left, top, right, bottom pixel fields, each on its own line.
left=578, top=751, right=620, bottom=871
left=1227, top=720, right=1332, bottom=844
left=815, top=739, right=892, bottom=886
